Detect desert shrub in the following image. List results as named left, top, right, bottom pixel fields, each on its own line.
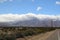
left=4, top=34, right=16, bottom=40
left=24, top=31, right=33, bottom=36
left=0, top=33, right=16, bottom=40
left=16, top=32, right=24, bottom=38
left=0, top=27, right=56, bottom=39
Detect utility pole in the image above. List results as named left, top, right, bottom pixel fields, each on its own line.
left=51, top=19, right=53, bottom=27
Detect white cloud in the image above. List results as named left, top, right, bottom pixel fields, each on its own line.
left=0, top=0, right=13, bottom=3
left=0, top=13, right=60, bottom=22
left=32, top=0, right=34, bottom=2
left=36, top=6, right=42, bottom=11
left=9, top=0, right=13, bottom=2
left=0, top=0, right=7, bottom=3
left=56, top=1, right=60, bottom=5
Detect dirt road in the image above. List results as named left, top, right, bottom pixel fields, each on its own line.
left=17, top=29, right=59, bottom=40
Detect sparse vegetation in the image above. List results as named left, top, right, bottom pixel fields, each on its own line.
left=0, top=27, right=57, bottom=40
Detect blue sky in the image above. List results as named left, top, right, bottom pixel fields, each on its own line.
left=0, top=0, right=60, bottom=15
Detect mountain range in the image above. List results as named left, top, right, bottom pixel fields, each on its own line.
left=0, top=13, right=60, bottom=27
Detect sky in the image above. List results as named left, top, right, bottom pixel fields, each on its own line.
left=0, top=0, right=60, bottom=15
left=0, top=0, right=60, bottom=22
